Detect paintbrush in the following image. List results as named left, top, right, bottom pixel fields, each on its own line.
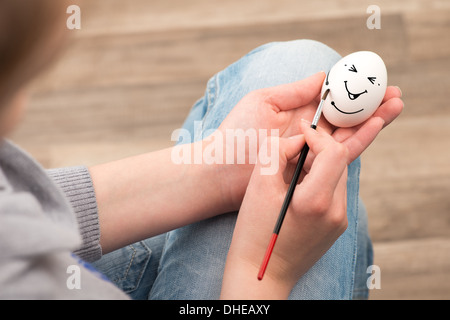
left=258, top=88, right=330, bottom=281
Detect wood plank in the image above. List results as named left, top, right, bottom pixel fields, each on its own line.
left=386, top=57, right=450, bottom=118
left=370, top=238, right=450, bottom=299
left=32, top=13, right=407, bottom=95
left=75, top=0, right=450, bottom=37
left=15, top=82, right=201, bottom=143
left=362, top=174, right=450, bottom=242
left=361, top=116, right=450, bottom=241
left=405, top=9, right=450, bottom=61
left=9, top=81, right=202, bottom=168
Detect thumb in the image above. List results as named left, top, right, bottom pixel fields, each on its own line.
left=265, top=71, right=326, bottom=111
left=256, top=135, right=305, bottom=176
left=282, top=135, right=306, bottom=162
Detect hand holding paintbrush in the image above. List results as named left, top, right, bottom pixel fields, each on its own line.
left=258, top=51, right=388, bottom=280
left=221, top=55, right=401, bottom=298
left=221, top=119, right=350, bottom=299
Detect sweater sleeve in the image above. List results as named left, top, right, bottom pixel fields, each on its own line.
left=46, top=166, right=102, bottom=262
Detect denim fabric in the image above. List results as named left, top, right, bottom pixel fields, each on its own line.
left=353, top=200, right=373, bottom=300
left=92, top=234, right=166, bottom=299
left=94, top=40, right=373, bottom=300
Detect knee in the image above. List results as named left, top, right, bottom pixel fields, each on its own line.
left=296, top=39, right=342, bottom=62
left=265, top=39, right=340, bottom=59
left=264, top=39, right=341, bottom=69
left=242, top=39, right=342, bottom=85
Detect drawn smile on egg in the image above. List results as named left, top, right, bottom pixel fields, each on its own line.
left=330, top=100, right=364, bottom=115
left=330, top=81, right=366, bottom=115
left=344, top=81, right=367, bottom=100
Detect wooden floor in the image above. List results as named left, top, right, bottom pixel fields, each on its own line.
left=10, top=0, right=450, bottom=299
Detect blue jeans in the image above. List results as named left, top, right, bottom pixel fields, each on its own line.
left=92, top=40, right=373, bottom=300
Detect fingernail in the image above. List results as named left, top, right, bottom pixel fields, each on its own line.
left=394, top=86, right=402, bottom=97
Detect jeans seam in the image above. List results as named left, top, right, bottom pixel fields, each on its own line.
left=201, top=73, right=219, bottom=127
left=349, top=161, right=361, bottom=299
left=118, top=242, right=152, bottom=292
left=112, top=244, right=136, bottom=284
left=157, top=233, right=171, bottom=275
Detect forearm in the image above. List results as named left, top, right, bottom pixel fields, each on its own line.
left=89, top=141, right=233, bottom=254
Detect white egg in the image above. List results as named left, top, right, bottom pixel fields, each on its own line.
left=321, top=51, right=387, bottom=128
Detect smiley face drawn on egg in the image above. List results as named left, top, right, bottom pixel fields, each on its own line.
left=321, top=51, right=387, bottom=128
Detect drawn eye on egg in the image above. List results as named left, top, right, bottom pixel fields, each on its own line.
left=321, top=51, right=387, bottom=128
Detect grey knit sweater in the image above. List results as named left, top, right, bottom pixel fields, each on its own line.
left=0, top=140, right=128, bottom=299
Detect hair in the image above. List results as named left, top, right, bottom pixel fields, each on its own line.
left=0, top=0, right=69, bottom=107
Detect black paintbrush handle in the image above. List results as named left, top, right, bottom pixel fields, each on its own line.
left=273, top=138, right=311, bottom=234
left=258, top=90, right=328, bottom=280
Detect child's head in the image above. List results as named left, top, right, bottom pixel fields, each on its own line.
left=0, top=0, right=69, bottom=135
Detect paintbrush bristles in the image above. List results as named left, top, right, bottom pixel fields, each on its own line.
left=321, top=88, right=330, bottom=101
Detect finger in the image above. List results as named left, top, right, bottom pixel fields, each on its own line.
left=381, top=86, right=402, bottom=104
left=292, top=125, right=348, bottom=209
left=300, top=119, right=338, bottom=155
left=282, top=107, right=334, bottom=139
left=371, top=96, right=404, bottom=128
left=302, top=120, right=348, bottom=181
left=265, top=71, right=326, bottom=111
left=256, top=135, right=306, bottom=178
left=293, top=119, right=333, bottom=171
left=331, top=96, right=403, bottom=153
left=327, top=166, right=348, bottom=227
left=340, top=116, right=385, bottom=164
left=280, top=135, right=306, bottom=162
left=334, top=166, right=348, bottom=206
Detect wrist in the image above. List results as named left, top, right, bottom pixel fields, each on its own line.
left=192, top=137, right=251, bottom=212
left=221, top=252, right=294, bottom=299
left=184, top=140, right=239, bottom=214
